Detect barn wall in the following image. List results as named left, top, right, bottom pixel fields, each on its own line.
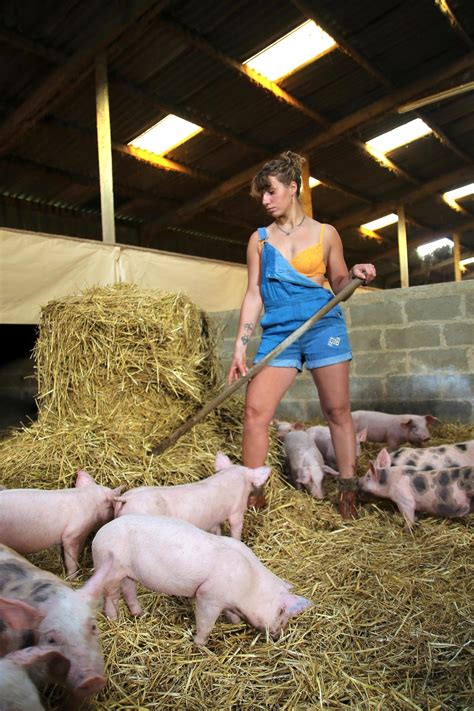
left=216, top=280, right=474, bottom=423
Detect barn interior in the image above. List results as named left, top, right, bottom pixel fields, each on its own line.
left=0, top=3, right=473, bottom=708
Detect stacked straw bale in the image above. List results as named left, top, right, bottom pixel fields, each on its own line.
left=0, top=284, right=473, bottom=710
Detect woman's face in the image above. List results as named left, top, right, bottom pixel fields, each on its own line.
left=261, top=175, right=296, bottom=218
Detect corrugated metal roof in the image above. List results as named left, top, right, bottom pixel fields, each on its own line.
left=0, top=0, right=472, bottom=286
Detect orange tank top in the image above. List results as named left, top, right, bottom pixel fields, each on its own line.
left=290, top=224, right=326, bottom=277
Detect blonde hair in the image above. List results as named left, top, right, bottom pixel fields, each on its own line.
left=250, top=151, right=306, bottom=199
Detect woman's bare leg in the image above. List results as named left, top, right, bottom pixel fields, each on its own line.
left=243, top=365, right=298, bottom=506
left=310, top=362, right=358, bottom=518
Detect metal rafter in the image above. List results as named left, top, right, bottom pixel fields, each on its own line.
left=0, top=26, right=370, bottom=209
left=292, top=0, right=474, bottom=165
left=0, top=0, right=172, bottom=157
left=156, top=14, right=428, bottom=186
left=435, top=0, right=474, bottom=48
left=146, top=51, right=474, bottom=230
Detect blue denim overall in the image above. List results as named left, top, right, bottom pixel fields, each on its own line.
left=253, top=227, right=352, bottom=371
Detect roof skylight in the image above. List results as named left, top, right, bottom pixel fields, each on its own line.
left=128, top=115, right=203, bottom=155
left=365, top=118, right=432, bottom=154
left=460, top=256, right=474, bottom=267
left=443, top=182, right=474, bottom=211
left=309, top=176, right=321, bottom=188
left=244, top=20, right=336, bottom=82
left=360, top=213, right=398, bottom=231
left=417, top=237, right=453, bottom=259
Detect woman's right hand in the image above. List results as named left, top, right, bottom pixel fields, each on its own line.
left=227, top=348, right=249, bottom=384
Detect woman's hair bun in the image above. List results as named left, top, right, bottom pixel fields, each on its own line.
left=250, top=151, right=306, bottom=198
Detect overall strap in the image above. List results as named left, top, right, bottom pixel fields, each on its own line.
left=318, top=223, right=325, bottom=244
left=257, top=227, right=268, bottom=241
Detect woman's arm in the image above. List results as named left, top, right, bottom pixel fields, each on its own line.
left=227, top=231, right=263, bottom=383
left=325, top=224, right=376, bottom=294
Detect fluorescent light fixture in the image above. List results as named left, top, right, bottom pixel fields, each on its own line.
left=460, top=256, right=474, bottom=267
left=309, top=176, right=321, bottom=188
left=360, top=213, right=398, bottom=231
left=128, top=115, right=203, bottom=155
left=244, top=20, right=336, bottom=82
left=365, top=118, right=432, bottom=154
left=417, top=237, right=453, bottom=259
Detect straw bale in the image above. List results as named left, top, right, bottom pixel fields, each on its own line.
left=0, top=284, right=472, bottom=710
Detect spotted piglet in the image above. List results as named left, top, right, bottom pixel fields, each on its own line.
left=359, top=448, right=473, bottom=530
left=390, top=440, right=474, bottom=469
left=0, top=544, right=108, bottom=702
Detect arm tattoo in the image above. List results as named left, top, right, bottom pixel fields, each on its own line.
left=240, top=322, right=254, bottom=346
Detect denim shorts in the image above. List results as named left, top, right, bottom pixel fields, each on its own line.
left=254, top=307, right=352, bottom=372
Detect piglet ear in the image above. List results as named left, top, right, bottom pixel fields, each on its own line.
left=6, top=647, right=71, bottom=681
left=425, top=415, right=439, bottom=425
left=281, top=593, right=313, bottom=618
left=75, top=470, right=95, bottom=487
left=357, top=426, right=368, bottom=443
left=375, top=448, right=391, bottom=469
left=400, top=417, right=413, bottom=429
left=323, top=465, right=339, bottom=477
left=293, top=421, right=306, bottom=431
left=77, top=561, right=112, bottom=607
left=215, top=452, right=232, bottom=471
left=0, top=597, right=44, bottom=629
left=249, top=466, right=272, bottom=488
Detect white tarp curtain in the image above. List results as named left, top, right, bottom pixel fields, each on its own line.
left=0, top=228, right=248, bottom=324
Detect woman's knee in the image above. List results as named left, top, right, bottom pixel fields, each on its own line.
left=244, top=402, right=273, bottom=429
left=324, top=403, right=352, bottom=426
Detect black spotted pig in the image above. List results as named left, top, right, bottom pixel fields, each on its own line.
left=0, top=470, right=123, bottom=577
left=0, top=597, right=44, bottom=657
left=352, top=410, right=438, bottom=451
left=390, top=440, right=474, bottom=469
left=92, top=515, right=312, bottom=646
left=0, top=646, right=70, bottom=711
left=359, top=448, right=473, bottom=529
left=115, top=453, right=271, bottom=539
left=0, top=544, right=108, bottom=702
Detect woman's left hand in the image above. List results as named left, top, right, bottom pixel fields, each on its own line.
left=350, top=263, right=376, bottom=283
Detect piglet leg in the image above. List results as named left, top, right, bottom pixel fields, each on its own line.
left=121, top=578, right=142, bottom=616
left=193, top=587, right=223, bottom=646
left=228, top=513, right=244, bottom=540
left=62, top=533, right=88, bottom=578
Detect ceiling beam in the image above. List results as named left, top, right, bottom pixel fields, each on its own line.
left=375, top=218, right=474, bottom=261
left=292, top=0, right=474, bottom=166
left=385, top=250, right=474, bottom=285
left=0, top=27, right=372, bottom=206
left=0, top=0, right=172, bottom=158
left=300, top=51, right=474, bottom=153
left=435, top=1, right=474, bottom=49
left=145, top=51, right=474, bottom=230
left=156, top=15, right=427, bottom=187
left=335, top=165, right=474, bottom=230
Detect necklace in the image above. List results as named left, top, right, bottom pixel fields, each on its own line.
left=275, top=214, right=305, bottom=236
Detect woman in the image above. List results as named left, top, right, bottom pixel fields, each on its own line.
left=227, top=152, right=376, bottom=519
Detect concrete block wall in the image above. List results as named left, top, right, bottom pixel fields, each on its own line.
left=215, top=280, right=474, bottom=423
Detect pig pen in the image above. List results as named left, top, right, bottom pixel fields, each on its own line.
left=0, top=283, right=472, bottom=710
